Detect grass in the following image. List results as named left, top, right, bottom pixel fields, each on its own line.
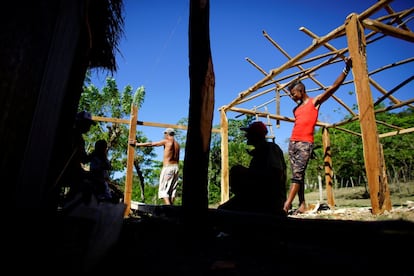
left=208, top=182, right=414, bottom=221
left=294, top=182, right=414, bottom=221
left=304, top=182, right=414, bottom=208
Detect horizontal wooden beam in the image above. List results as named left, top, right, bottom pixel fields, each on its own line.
left=92, top=116, right=221, bottom=133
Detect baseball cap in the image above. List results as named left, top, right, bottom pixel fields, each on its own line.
left=164, top=128, right=175, bottom=136
left=240, top=121, right=268, bottom=137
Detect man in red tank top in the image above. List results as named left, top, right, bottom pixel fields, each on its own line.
left=283, top=57, right=352, bottom=214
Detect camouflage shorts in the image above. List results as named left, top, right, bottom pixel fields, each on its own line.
left=288, top=141, right=313, bottom=185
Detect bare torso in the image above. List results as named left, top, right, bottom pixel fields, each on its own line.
left=162, top=138, right=180, bottom=166
left=131, top=134, right=180, bottom=166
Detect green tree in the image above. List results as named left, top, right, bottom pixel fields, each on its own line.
left=376, top=108, right=414, bottom=183
left=79, top=74, right=156, bottom=202
left=312, top=106, right=414, bottom=189
left=207, top=116, right=255, bottom=206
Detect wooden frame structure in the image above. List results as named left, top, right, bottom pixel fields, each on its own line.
left=91, top=113, right=221, bottom=216
left=218, top=0, right=414, bottom=214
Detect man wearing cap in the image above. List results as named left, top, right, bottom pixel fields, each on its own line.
left=59, top=111, right=96, bottom=204
left=218, top=121, right=287, bottom=216
left=129, top=128, right=180, bottom=205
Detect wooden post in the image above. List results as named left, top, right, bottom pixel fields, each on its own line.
left=379, top=143, right=392, bottom=210
left=220, top=109, right=229, bottom=203
left=345, top=13, right=389, bottom=214
left=123, top=104, right=138, bottom=217
left=322, top=127, right=335, bottom=207
left=318, top=174, right=323, bottom=202
left=276, top=87, right=280, bottom=128
left=182, top=0, right=214, bottom=218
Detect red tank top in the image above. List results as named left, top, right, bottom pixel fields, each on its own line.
left=290, top=98, right=318, bottom=143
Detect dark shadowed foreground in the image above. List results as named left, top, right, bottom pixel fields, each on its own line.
left=8, top=202, right=413, bottom=275
left=95, top=205, right=413, bottom=275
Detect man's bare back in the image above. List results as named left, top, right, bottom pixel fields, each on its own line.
left=162, top=138, right=180, bottom=166
left=129, top=127, right=181, bottom=205
left=129, top=128, right=180, bottom=166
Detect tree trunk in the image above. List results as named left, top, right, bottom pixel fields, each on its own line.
left=182, top=0, right=215, bottom=220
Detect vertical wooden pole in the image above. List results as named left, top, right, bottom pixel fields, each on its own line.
left=379, top=143, right=392, bottom=210
left=124, top=104, right=138, bottom=217
left=276, top=88, right=280, bottom=128
left=182, top=0, right=214, bottom=219
left=345, top=14, right=389, bottom=214
left=322, top=127, right=335, bottom=207
left=220, top=109, right=229, bottom=203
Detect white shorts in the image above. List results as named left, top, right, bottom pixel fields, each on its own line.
left=158, top=164, right=179, bottom=199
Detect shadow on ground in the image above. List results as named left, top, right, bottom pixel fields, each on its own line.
left=95, top=205, right=414, bottom=275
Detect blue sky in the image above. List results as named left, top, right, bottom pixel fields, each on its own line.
left=90, top=0, right=413, bottom=159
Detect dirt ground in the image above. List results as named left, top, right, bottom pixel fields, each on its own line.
left=289, top=203, right=414, bottom=221
left=96, top=204, right=414, bottom=275
left=289, top=185, right=414, bottom=222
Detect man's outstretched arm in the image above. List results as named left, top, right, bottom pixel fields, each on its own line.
left=315, top=57, right=352, bottom=107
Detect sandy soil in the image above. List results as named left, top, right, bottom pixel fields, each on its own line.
left=289, top=202, right=414, bottom=222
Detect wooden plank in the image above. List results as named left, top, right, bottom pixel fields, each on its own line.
left=298, top=27, right=357, bottom=116
left=228, top=106, right=331, bottom=128
left=92, top=115, right=220, bottom=133
left=182, top=0, right=214, bottom=216
left=345, top=13, right=386, bottom=214
left=379, top=144, right=392, bottom=210
left=300, top=26, right=413, bottom=110
left=220, top=110, right=229, bottom=203
left=362, top=18, right=414, bottom=42
left=123, top=104, right=138, bottom=217
left=384, top=5, right=413, bottom=32
left=379, top=127, right=414, bottom=138
left=356, top=0, right=394, bottom=20
left=222, top=18, right=349, bottom=111
left=322, top=127, right=335, bottom=207
left=330, top=98, right=414, bottom=128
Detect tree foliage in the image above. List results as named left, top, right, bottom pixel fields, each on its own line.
left=79, top=74, right=157, bottom=201
left=207, top=116, right=256, bottom=205
left=79, top=73, right=189, bottom=203
left=310, top=107, right=414, bottom=188
left=80, top=73, right=413, bottom=205
left=207, top=108, right=413, bottom=206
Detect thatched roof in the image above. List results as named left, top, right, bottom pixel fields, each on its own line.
left=87, top=0, right=125, bottom=72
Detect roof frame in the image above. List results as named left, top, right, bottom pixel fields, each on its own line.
left=218, top=0, right=414, bottom=214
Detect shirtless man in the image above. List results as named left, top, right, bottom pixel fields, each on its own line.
left=130, top=128, right=180, bottom=205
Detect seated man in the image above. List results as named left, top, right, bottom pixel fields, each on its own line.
left=218, top=121, right=287, bottom=216
left=89, top=139, right=113, bottom=201
left=60, top=111, right=96, bottom=204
